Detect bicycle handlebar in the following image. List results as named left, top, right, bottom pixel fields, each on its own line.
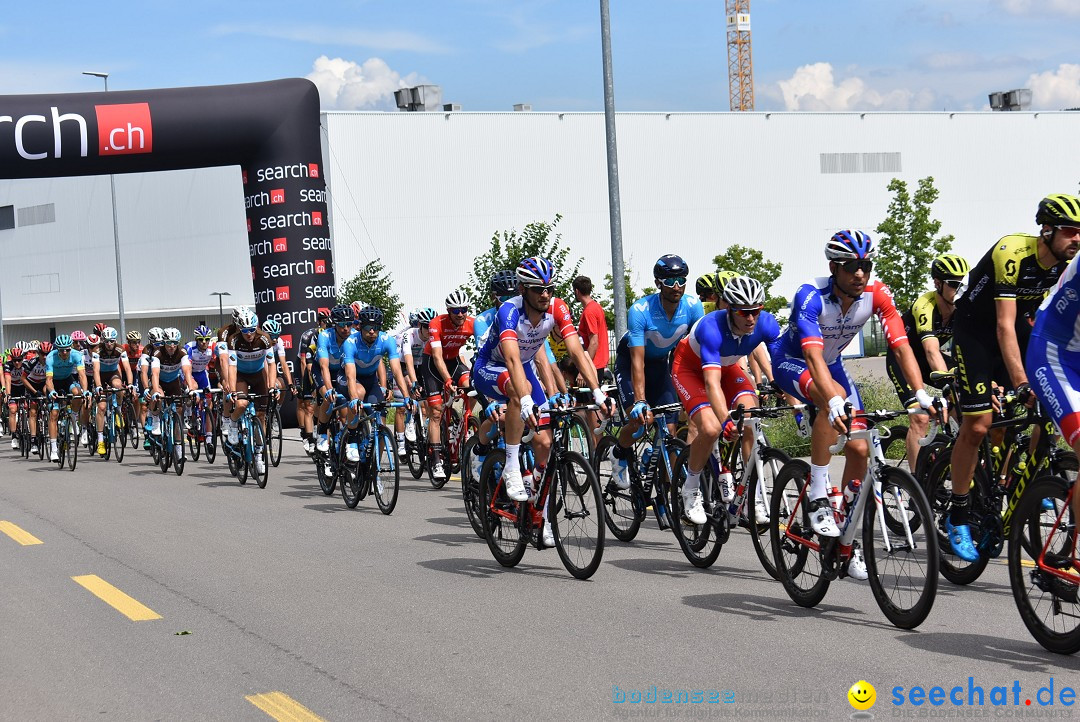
left=828, top=407, right=936, bottom=455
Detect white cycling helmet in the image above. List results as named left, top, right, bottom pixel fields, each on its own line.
left=163, top=328, right=182, bottom=344
left=444, top=289, right=469, bottom=310
left=722, top=275, right=765, bottom=308
left=147, top=327, right=165, bottom=344
left=236, top=308, right=258, bottom=330
left=101, top=326, right=118, bottom=341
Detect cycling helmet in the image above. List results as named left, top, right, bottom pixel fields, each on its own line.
left=416, top=307, right=438, bottom=324
left=445, top=289, right=470, bottom=309
left=261, top=319, right=282, bottom=337
left=1036, top=194, right=1080, bottom=227
left=931, top=253, right=970, bottom=280
left=70, top=330, right=87, bottom=343
left=193, top=325, right=213, bottom=340
left=653, top=254, right=689, bottom=280
left=357, top=307, right=384, bottom=329
left=408, top=309, right=419, bottom=328
left=350, top=301, right=367, bottom=318
left=29, top=340, right=41, bottom=351
left=714, top=270, right=740, bottom=292
left=10, top=346, right=23, bottom=360
left=317, top=308, right=331, bottom=324
left=147, top=327, right=165, bottom=344
left=163, top=328, right=182, bottom=344
left=127, top=330, right=141, bottom=343
left=516, top=257, right=555, bottom=286
left=722, top=275, right=766, bottom=308
left=93, top=322, right=107, bottom=335
left=329, top=304, right=353, bottom=325
left=101, top=327, right=118, bottom=341
left=695, top=273, right=720, bottom=297
left=490, top=270, right=519, bottom=297
left=231, top=306, right=246, bottom=323
left=236, top=309, right=258, bottom=330
left=86, top=334, right=101, bottom=347
left=55, top=334, right=73, bottom=350
left=825, top=230, right=875, bottom=260
left=39, top=341, right=52, bottom=353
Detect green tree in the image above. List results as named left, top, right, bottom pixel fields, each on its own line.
left=875, top=176, right=955, bottom=311
left=462, top=214, right=583, bottom=312
left=711, top=244, right=788, bottom=314
left=337, top=259, right=404, bottom=328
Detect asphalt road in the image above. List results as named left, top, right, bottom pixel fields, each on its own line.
left=2, top=435, right=1079, bottom=722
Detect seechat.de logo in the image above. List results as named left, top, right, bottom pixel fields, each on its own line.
left=95, top=103, right=152, bottom=156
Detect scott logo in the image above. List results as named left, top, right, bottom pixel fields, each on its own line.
left=276, top=286, right=290, bottom=301
left=95, top=103, right=152, bottom=156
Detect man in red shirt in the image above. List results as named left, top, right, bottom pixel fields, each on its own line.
left=420, top=289, right=475, bottom=480
left=574, top=276, right=610, bottom=380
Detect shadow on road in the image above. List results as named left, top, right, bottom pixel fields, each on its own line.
left=608, top=557, right=773, bottom=583
left=417, top=557, right=574, bottom=581
left=424, top=516, right=473, bottom=529
left=682, top=591, right=899, bottom=632
left=414, top=532, right=483, bottom=548
left=898, top=631, right=1080, bottom=673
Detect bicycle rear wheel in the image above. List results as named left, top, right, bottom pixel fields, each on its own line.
left=669, top=446, right=725, bottom=568
left=566, top=413, right=594, bottom=461
left=479, top=449, right=527, bottom=568
left=748, top=446, right=791, bottom=580
left=123, top=400, right=139, bottom=449
left=373, top=425, right=400, bottom=515
left=268, top=406, right=283, bottom=468
left=770, top=460, right=830, bottom=608
left=340, top=438, right=363, bottom=508
left=186, top=406, right=202, bottom=462
left=1008, top=475, right=1080, bottom=654
left=251, top=420, right=268, bottom=488
left=204, top=406, right=218, bottom=464
left=407, top=413, right=426, bottom=479
left=158, top=422, right=172, bottom=473
left=593, top=436, right=642, bottom=543
left=863, top=466, right=939, bottom=629
left=461, top=436, right=484, bottom=537
left=316, top=449, right=337, bottom=495
left=549, top=451, right=605, bottom=579
left=171, top=411, right=186, bottom=476
left=923, top=448, right=991, bottom=585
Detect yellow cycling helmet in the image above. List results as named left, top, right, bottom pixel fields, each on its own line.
left=931, top=253, right=970, bottom=280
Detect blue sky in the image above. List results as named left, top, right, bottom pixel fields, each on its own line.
left=3, top=0, right=1079, bottom=111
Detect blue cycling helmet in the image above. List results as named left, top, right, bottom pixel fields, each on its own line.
left=329, top=304, right=353, bottom=325
left=357, top=307, right=384, bottom=329
left=193, top=325, right=213, bottom=340
left=261, top=319, right=282, bottom=337
left=653, top=254, right=689, bottom=280
left=826, top=230, right=875, bottom=261
left=516, top=257, right=554, bottom=286
left=54, top=334, right=73, bottom=349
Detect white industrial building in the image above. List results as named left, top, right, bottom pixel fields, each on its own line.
left=1, top=108, right=1078, bottom=348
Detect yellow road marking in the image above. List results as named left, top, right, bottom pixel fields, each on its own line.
left=0, top=521, right=43, bottom=545
left=246, top=692, right=326, bottom=722
left=71, top=575, right=161, bottom=621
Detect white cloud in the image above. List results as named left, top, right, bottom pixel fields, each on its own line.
left=996, top=0, right=1080, bottom=16
left=1027, top=63, right=1080, bottom=109
left=306, top=56, right=421, bottom=110
left=777, top=62, right=934, bottom=111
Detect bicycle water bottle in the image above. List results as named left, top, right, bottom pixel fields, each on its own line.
left=828, top=486, right=844, bottom=515
left=843, top=479, right=861, bottom=515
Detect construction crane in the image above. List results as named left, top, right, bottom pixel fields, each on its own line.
left=726, top=0, right=754, bottom=111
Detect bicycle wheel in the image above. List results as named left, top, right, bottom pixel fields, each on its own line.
left=566, top=413, right=594, bottom=460
left=863, top=466, right=939, bottom=629
left=65, top=415, right=78, bottom=471
left=186, top=406, right=202, bottom=462
left=444, top=406, right=462, bottom=473
left=881, top=423, right=908, bottom=467
left=549, top=450, right=606, bottom=579
left=461, top=435, right=485, bottom=538
left=204, top=407, right=217, bottom=464
left=268, top=406, right=283, bottom=468
left=1008, top=475, right=1080, bottom=654
left=373, top=426, right=400, bottom=515
left=922, top=448, right=991, bottom=585
left=171, top=412, right=186, bottom=476
left=669, top=446, right=725, bottom=568
left=593, top=436, right=643, bottom=543
left=770, top=459, right=830, bottom=608
left=251, top=419, right=268, bottom=488
left=123, top=400, right=139, bottom=449
left=407, top=412, right=426, bottom=479
left=479, top=449, right=527, bottom=568
left=316, top=449, right=337, bottom=495
left=340, top=436, right=363, bottom=509
left=234, top=425, right=249, bottom=484
left=748, top=446, right=792, bottom=581
left=158, top=421, right=172, bottom=474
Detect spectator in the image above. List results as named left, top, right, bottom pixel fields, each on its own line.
left=573, top=276, right=610, bottom=381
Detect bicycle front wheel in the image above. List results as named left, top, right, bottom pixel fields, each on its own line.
left=461, top=436, right=484, bottom=537
left=112, top=409, right=125, bottom=463
left=186, top=406, right=202, bottom=462
left=340, top=440, right=363, bottom=509
left=923, top=448, right=991, bottom=585
left=770, top=460, right=830, bottom=608
left=407, top=413, right=426, bottom=479
left=549, top=451, right=605, bottom=579
left=748, top=446, right=791, bottom=580
left=268, top=406, right=283, bottom=467
left=1008, top=474, right=1080, bottom=654
left=863, top=466, right=939, bottom=629
left=204, top=406, right=218, bottom=464
left=479, top=449, right=527, bottom=568
left=65, top=417, right=78, bottom=471
left=593, top=436, right=642, bottom=543
left=373, top=425, right=400, bottom=515
left=566, top=413, right=594, bottom=461
left=251, top=420, right=268, bottom=488
left=170, top=412, right=185, bottom=476
left=669, top=447, right=725, bottom=569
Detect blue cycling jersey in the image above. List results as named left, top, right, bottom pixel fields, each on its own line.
left=343, top=332, right=399, bottom=375
left=625, top=293, right=704, bottom=359
left=183, top=341, right=214, bottom=374
left=93, top=348, right=129, bottom=374
left=1033, top=255, right=1080, bottom=351
left=317, top=328, right=356, bottom=369
left=45, top=349, right=85, bottom=379
left=686, top=310, right=781, bottom=367
left=474, top=307, right=498, bottom=347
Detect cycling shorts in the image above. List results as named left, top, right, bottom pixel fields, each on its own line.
left=952, top=318, right=1008, bottom=416
left=235, top=371, right=268, bottom=410
left=356, top=373, right=385, bottom=405
left=7, top=384, right=25, bottom=402
left=773, top=355, right=866, bottom=431
left=52, top=376, right=82, bottom=394
left=419, top=354, right=470, bottom=404
left=191, top=370, right=211, bottom=391
left=1026, top=334, right=1080, bottom=446
left=671, top=340, right=756, bottom=419
left=613, top=336, right=679, bottom=424
left=159, top=378, right=184, bottom=398
left=472, top=358, right=546, bottom=410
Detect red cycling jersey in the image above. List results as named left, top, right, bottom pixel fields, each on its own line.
left=424, top=315, right=475, bottom=360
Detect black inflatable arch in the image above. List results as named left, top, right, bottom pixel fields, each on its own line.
left=0, top=78, right=334, bottom=364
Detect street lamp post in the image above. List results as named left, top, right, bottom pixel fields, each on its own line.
left=210, top=292, right=231, bottom=330
left=83, top=71, right=127, bottom=340
left=600, top=0, right=628, bottom=342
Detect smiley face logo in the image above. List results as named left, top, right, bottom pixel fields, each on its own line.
left=848, top=680, right=876, bottom=710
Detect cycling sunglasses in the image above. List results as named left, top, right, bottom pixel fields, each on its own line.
left=524, top=285, right=555, bottom=295
left=835, top=259, right=873, bottom=274
left=942, top=279, right=964, bottom=289
left=732, top=306, right=763, bottom=318
left=658, top=276, right=687, bottom=288
left=448, top=306, right=469, bottom=314
left=241, top=327, right=258, bottom=334
left=164, top=341, right=180, bottom=347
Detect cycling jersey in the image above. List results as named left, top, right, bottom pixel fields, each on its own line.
left=685, top=309, right=781, bottom=368
left=3, top=360, right=25, bottom=386
left=297, top=327, right=320, bottom=364
left=316, top=328, right=356, bottom=371
left=625, top=293, right=704, bottom=360
left=397, top=326, right=424, bottom=361
left=1032, top=255, right=1080, bottom=351
left=152, top=348, right=190, bottom=383
left=228, top=330, right=274, bottom=375
left=475, top=296, right=577, bottom=367
left=343, top=332, right=399, bottom=375
left=956, top=233, right=1068, bottom=333
left=1028, top=257, right=1080, bottom=444
left=425, top=315, right=475, bottom=361
left=45, top=349, right=85, bottom=379
left=473, top=307, right=498, bottom=347
left=94, top=345, right=129, bottom=374
left=22, top=356, right=47, bottom=385
left=778, top=276, right=907, bottom=364
left=183, top=341, right=214, bottom=375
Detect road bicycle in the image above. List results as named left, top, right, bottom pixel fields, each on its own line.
left=461, top=403, right=536, bottom=539
left=221, top=392, right=271, bottom=488
left=49, top=393, right=81, bottom=471
left=478, top=400, right=607, bottom=579
left=428, top=385, right=478, bottom=489
left=337, top=400, right=403, bottom=513
left=770, top=407, right=939, bottom=629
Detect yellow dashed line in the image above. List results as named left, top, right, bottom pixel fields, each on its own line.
left=0, top=520, right=43, bottom=545
left=246, top=692, right=326, bottom=722
left=71, top=575, right=162, bottom=621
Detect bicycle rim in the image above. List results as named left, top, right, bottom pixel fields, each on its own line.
left=770, top=460, right=829, bottom=607
left=251, top=420, right=267, bottom=488
left=669, top=448, right=724, bottom=568
left=171, top=412, right=185, bottom=476
left=374, top=426, right=399, bottom=515
left=550, top=451, right=605, bottom=579
left=479, top=450, right=527, bottom=567
left=749, top=447, right=791, bottom=581
left=66, top=417, right=78, bottom=471
left=269, top=408, right=283, bottom=467
left=593, top=436, right=642, bottom=543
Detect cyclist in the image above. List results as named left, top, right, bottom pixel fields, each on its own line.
left=314, top=304, right=357, bottom=453
left=148, top=329, right=199, bottom=449
left=421, top=290, right=475, bottom=480
left=393, top=308, right=430, bottom=456
left=695, top=273, right=721, bottom=312
left=341, top=307, right=411, bottom=461
left=472, top=256, right=610, bottom=547
left=946, top=195, right=1080, bottom=561
left=885, top=253, right=970, bottom=470
left=261, top=318, right=296, bottom=392
left=607, top=254, right=704, bottom=490
left=671, top=275, right=780, bottom=525
left=223, top=309, right=277, bottom=475
left=91, top=326, right=132, bottom=456
left=772, top=231, right=937, bottom=579
left=4, top=346, right=26, bottom=449
left=297, top=310, right=330, bottom=453
left=21, top=341, right=50, bottom=456
left=44, top=334, right=88, bottom=462
left=182, top=325, right=216, bottom=442
left=139, top=327, right=165, bottom=447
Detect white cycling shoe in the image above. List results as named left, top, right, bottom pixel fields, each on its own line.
left=682, top=487, right=708, bottom=525
left=502, top=469, right=529, bottom=502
